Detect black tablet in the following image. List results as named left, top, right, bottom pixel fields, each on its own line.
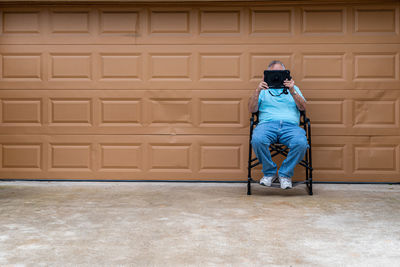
left=263, top=70, right=291, bottom=88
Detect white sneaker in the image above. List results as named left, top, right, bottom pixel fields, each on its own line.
left=279, top=176, right=292, bottom=189
left=260, top=175, right=278, bottom=187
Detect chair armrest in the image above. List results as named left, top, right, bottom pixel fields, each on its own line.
left=251, top=112, right=259, bottom=125
left=300, top=110, right=311, bottom=124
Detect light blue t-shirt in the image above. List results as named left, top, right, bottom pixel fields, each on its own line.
left=257, top=85, right=305, bottom=125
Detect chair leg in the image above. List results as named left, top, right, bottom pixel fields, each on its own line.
left=307, top=170, right=313, bottom=195
left=307, top=182, right=313, bottom=195
left=247, top=178, right=252, bottom=195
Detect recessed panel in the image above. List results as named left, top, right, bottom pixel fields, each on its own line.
left=150, top=54, right=191, bottom=79
left=307, top=101, right=344, bottom=124
left=354, top=101, right=397, bottom=126
left=2, top=144, right=41, bottom=168
left=200, top=99, right=241, bottom=124
left=2, top=99, right=41, bottom=123
left=150, top=11, right=189, bottom=33
left=3, top=12, right=40, bottom=33
left=150, top=145, right=190, bottom=169
left=150, top=99, right=191, bottom=123
left=51, top=99, right=91, bottom=124
left=101, top=99, right=141, bottom=124
left=200, top=145, right=241, bottom=170
left=355, top=9, right=396, bottom=33
left=200, top=55, right=241, bottom=79
left=250, top=54, right=291, bottom=80
left=355, top=146, right=396, bottom=171
left=200, top=11, right=240, bottom=33
left=251, top=10, right=291, bottom=33
left=313, top=146, right=344, bottom=170
left=51, top=12, right=89, bottom=33
left=51, top=54, right=91, bottom=79
left=2, top=55, right=41, bottom=79
left=303, top=10, right=344, bottom=33
left=100, top=12, right=139, bottom=33
left=101, top=55, right=141, bottom=79
left=51, top=144, right=91, bottom=169
left=354, top=54, right=396, bottom=79
left=101, top=145, right=141, bottom=169
left=303, top=55, right=344, bottom=79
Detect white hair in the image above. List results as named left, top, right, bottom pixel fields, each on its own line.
left=267, top=60, right=285, bottom=70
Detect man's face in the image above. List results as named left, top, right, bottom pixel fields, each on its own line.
left=269, top=64, right=284, bottom=70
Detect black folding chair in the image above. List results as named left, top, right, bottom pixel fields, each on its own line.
left=247, top=111, right=313, bottom=195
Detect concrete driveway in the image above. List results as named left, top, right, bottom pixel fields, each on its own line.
left=0, top=181, right=399, bottom=266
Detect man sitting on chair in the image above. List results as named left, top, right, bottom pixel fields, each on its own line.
left=248, top=60, right=308, bottom=189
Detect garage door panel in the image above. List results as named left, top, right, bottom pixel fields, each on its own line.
left=2, top=54, right=42, bottom=80
left=149, top=53, right=192, bottom=80
left=354, top=145, right=397, bottom=172
left=296, top=45, right=400, bottom=90
left=1, top=98, right=42, bottom=125
left=306, top=90, right=400, bottom=136
left=0, top=134, right=249, bottom=180
left=100, top=10, right=140, bottom=34
left=1, top=90, right=399, bottom=136
left=1, top=134, right=398, bottom=182
left=49, top=143, right=92, bottom=170
left=0, top=90, right=250, bottom=135
left=354, top=53, right=398, bottom=80
left=100, top=54, right=142, bottom=80
left=50, top=54, right=92, bottom=80
left=313, top=136, right=400, bottom=182
left=301, top=54, right=346, bottom=80
left=2, top=44, right=399, bottom=90
left=50, top=11, right=91, bottom=34
left=0, top=135, right=47, bottom=176
left=250, top=8, right=294, bottom=36
left=307, top=99, right=346, bottom=125
left=148, top=98, right=192, bottom=124
left=353, top=100, right=398, bottom=126
left=199, top=9, right=242, bottom=35
left=1, top=143, right=42, bottom=170
left=2, top=10, right=41, bottom=34
left=100, top=98, right=142, bottom=125
left=1, top=5, right=399, bottom=45
left=354, top=7, right=398, bottom=34
left=50, top=98, right=93, bottom=125
left=199, top=144, right=242, bottom=173
left=149, top=9, right=192, bottom=35
left=100, top=144, right=142, bottom=171
left=149, top=143, right=192, bottom=171
left=302, top=8, right=346, bottom=34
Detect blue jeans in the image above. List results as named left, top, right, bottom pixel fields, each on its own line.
left=251, top=120, right=309, bottom=178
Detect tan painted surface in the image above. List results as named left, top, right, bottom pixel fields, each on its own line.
left=0, top=1, right=399, bottom=182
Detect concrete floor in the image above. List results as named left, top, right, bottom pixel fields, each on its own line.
left=0, top=181, right=399, bottom=266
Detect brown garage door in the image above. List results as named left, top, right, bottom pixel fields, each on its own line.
left=0, top=1, right=399, bottom=182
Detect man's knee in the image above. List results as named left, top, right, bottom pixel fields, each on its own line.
left=251, top=133, right=268, bottom=148
left=290, top=136, right=308, bottom=150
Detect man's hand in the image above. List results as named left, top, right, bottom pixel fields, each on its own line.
left=257, top=81, right=269, bottom=93
left=283, top=78, right=306, bottom=111
left=283, top=79, right=295, bottom=93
